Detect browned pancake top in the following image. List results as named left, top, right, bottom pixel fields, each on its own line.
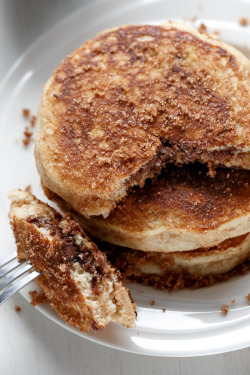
left=99, top=165, right=250, bottom=232
left=41, top=24, right=250, bottom=195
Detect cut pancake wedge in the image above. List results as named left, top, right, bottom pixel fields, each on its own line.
left=36, top=22, right=250, bottom=218
left=9, top=190, right=136, bottom=332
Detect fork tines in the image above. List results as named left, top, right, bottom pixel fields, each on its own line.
left=0, top=251, right=40, bottom=306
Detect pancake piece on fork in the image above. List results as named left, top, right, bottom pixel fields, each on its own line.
left=35, top=22, right=250, bottom=218
left=9, top=190, right=136, bottom=332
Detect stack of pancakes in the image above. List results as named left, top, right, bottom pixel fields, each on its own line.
left=35, top=22, right=250, bottom=290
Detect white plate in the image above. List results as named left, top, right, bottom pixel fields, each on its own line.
left=0, top=0, right=250, bottom=357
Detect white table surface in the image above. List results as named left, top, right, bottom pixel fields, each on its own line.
left=0, top=1, right=249, bottom=374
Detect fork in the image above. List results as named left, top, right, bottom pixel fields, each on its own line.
left=0, top=251, right=40, bottom=306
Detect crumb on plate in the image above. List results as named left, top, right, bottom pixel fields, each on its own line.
left=221, top=304, right=229, bottom=315
left=24, top=185, right=32, bottom=193
left=21, top=109, right=36, bottom=147
left=22, top=108, right=30, bottom=118
left=29, top=290, right=47, bottom=306
left=245, top=293, right=250, bottom=302
left=30, top=115, right=37, bottom=127
left=239, top=17, right=249, bottom=26
left=198, top=23, right=207, bottom=33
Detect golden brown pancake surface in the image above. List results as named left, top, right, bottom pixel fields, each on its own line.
left=36, top=23, right=250, bottom=217
left=104, top=165, right=250, bottom=231
left=75, top=165, right=250, bottom=252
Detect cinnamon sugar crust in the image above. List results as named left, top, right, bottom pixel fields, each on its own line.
left=36, top=23, right=250, bottom=218
left=59, top=164, right=250, bottom=252
left=99, top=235, right=250, bottom=291
left=9, top=190, right=136, bottom=332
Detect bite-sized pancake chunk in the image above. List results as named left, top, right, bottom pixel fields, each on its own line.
left=9, top=190, right=136, bottom=332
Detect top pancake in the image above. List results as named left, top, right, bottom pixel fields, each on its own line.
left=36, top=22, right=250, bottom=217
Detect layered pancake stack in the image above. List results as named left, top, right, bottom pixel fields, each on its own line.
left=43, top=164, right=250, bottom=290
left=32, top=22, right=250, bottom=291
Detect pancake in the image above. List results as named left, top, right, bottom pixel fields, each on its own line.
left=46, top=164, right=250, bottom=253
left=9, top=190, right=136, bottom=332
left=99, top=234, right=250, bottom=291
left=35, top=22, right=250, bottom=218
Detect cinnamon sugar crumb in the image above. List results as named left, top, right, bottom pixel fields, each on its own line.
left=30, top=115, right=37, bottom=127
left=162, top=308, right=166, bottom=313
left=22, top=138, right=30, bottom=146
left=21, top=109, right=36, bottom=147
left=245, top=293, right=250, bottom=302
left=221, top=304, right=229, bottom=315
left=22, top=108, right=30, bottom=118
left=24, top=184, right=32, bottom=193
left=29, top=290, right=48, bottom=306
left=239, top=17, right=249, bottom=26
left=23, top=127, right=33, bottom=146
left=198, top=23, right=207, bottom=33
left=231, top=299, right=235, bottom=304
left=15, top=305, right=21, bottom=312
left=150, top=300, right=155, bottom=306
